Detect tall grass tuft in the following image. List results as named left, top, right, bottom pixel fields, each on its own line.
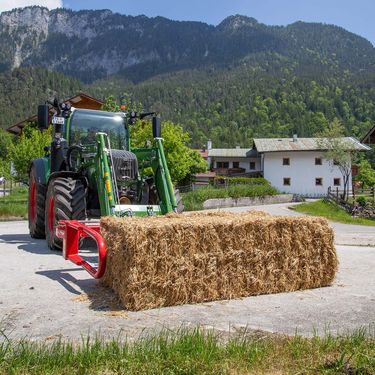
left=0, top=327, right=374, bottom=374
left=0, top=187, right=27, bottom=220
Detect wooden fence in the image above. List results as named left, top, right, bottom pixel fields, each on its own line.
left=352, top=187, right=375, bottom=203
left=327, top=186, right=375, bottom=206
left=0, top=179, right=23, bottom=197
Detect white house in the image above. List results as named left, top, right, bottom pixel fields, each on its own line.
left=253, top=137, right=370, bottom=196
left=202, top=137, right=370, bottom=196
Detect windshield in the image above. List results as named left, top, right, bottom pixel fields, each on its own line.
left=69, top=109, right=127, bottom=149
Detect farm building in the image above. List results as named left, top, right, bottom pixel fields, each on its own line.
left=362, top=124, right=375, bottom=145
left=7, top=93, right=103, bottom=135
left=253, top=136, right=369, bottom=196
left=207, top=140, right=262, bottom=176
left=205, top=136, right=369, bottom=196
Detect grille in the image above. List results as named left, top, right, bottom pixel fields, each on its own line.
left=110, top=150, right=138, bottom=180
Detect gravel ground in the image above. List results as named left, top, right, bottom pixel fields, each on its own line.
left=0, top=203, right=374, bottom=341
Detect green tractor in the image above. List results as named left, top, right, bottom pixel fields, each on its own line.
left=28, top=98, right=181, bottom=250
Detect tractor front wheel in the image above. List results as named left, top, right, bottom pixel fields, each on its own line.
left=45, top=177, right=87, bottom=250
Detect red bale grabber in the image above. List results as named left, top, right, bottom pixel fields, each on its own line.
left=56, top=220, right=107, bottom=279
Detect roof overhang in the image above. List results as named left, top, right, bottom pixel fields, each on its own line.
left=7, top=93, right=104, bottom=135
left=253, top=137, right=370, bottom=153
left=361, top=124, right=375, bottom=145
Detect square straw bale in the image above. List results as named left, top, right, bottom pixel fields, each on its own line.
left=100, top=211, right=337, bottom=311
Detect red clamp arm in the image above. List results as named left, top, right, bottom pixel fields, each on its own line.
left=57, top=221, right=106, bottom=279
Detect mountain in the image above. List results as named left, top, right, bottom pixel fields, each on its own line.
left=0, top=7, right=375, bottom=155
left=1, top=7, right=375, bottom=83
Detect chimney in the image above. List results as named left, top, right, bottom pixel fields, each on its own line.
left=293, top=134, right=298, bottom=142
left=207, top=139, right=212, bottom=150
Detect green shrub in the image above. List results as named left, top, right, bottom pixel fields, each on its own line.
left=182, top=184, right=278, bottom=211
left=356, top=196, right=367, bottom=207
left=213, top=176, right=270, bottom=186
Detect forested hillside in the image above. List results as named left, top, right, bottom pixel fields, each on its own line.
left=0, top=67, right=82, bottom=127
left=90, top=67, right=375, bottom=148
left=0, top=7, right=374, bottom=149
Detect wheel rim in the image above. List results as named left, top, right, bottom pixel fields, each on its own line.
left=48, top=196, right=55, bottom=234
left=30, top=181, right=36, bottom=223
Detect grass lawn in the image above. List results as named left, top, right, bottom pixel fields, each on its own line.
left=293, top=199, right=375, bottom=226
left=0, top=328, right=374, bottom=374
left=0, top=187, right=28, bottom=220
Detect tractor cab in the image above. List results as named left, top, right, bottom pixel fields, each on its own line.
left=68, top=109, right=129, bottom=150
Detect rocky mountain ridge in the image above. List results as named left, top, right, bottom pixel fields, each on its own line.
left=1, top=7, right=375, bottom=82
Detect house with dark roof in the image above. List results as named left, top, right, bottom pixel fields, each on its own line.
left=208, top=144, right=261, bottom=176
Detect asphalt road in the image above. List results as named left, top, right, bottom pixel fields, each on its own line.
left=0, top=204, right=374, bottom=341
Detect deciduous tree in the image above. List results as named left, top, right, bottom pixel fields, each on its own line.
left=357, top=160, right=375, bottom=188
left=317, top=119, right=355, bottom=201
left=8, top=124, right=51, bottom=181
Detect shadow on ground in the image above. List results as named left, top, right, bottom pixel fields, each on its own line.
left=36, top=267, right=125, bottom=313
left=0, top=233, right=125, bottom=313
left=0, top=234, right=53, bottom=255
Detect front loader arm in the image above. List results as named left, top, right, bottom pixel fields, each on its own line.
left=152, top=138, right=177, bottom=214
left=96, top=132, right=116, bottom=216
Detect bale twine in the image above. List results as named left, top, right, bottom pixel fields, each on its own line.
left=100, top=211, right=337, bottom=311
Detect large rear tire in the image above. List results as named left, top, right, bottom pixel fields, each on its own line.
left=28, top=167, right=46, bottom=239
left=45, top=177, right=87, bottom=250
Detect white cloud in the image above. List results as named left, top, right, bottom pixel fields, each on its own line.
left=0, top=0, right=63, bottom=13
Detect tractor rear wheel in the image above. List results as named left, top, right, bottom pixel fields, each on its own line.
left=28, top=167, right=46, bottom=239
left=45, top=177, right=87, bottom=250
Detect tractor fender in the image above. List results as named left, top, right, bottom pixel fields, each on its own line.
left=29, top=158, right=49, bottom=185
left=48, top=171, right=88, bottom=188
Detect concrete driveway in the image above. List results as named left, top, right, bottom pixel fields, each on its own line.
left=0, top=204, right=374, bottom=341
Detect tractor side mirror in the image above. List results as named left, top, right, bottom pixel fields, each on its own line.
left=152, top=117, right=161, bottom=138
left=37, top=104, right=49, bottom=130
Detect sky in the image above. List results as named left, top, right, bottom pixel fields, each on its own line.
left=1, top=0, right=374, bottom=45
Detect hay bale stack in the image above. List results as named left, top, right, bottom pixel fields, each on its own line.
left=101, top=211, right=337, bottom=311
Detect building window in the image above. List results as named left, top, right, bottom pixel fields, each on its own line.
left=283, top=178, right=291, bottom=186
left=249, top=162, right=256, bottom=170
left=315, top=157, right=322, bottom=165
left=333, top=160, right=340, bottom=166
left=217, top=161, right=229, bottom=169
left=315, top=178, right=323, bottom=186
left=334, top=178, right=341, bottom=186
left=283, top=158, right=290, bottom=166
left=233, top=162, right=239, bottom=169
